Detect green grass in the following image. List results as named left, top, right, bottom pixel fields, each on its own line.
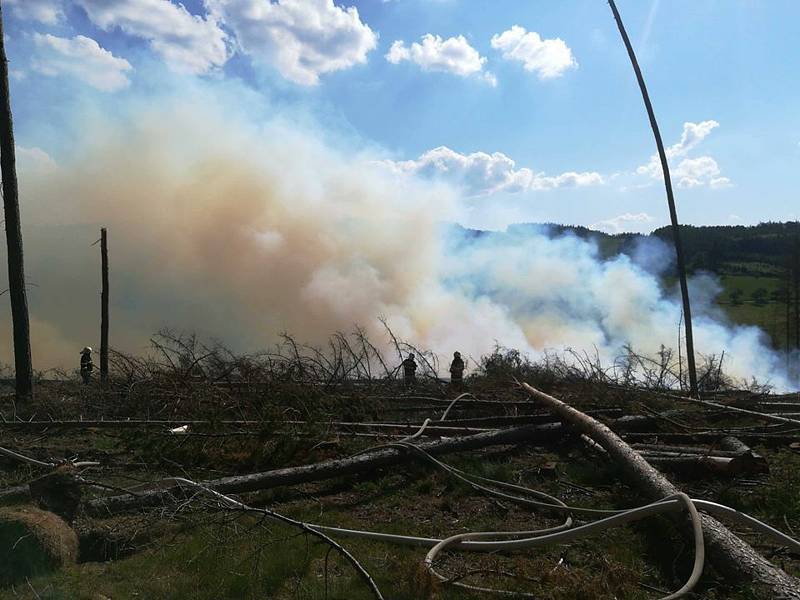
left=718, top=274, right=783, bottom=297
left=0, top=456, right=664, bottom=600
left=3, top=452, right=791, bottom=600
left=715, top=450, right=800, bottom=532
left=723, top=302, right=790, bottom=346
left=3, top=381, right=797, bottom=600
left=714, top=274, right=793, bottom=349
left=2, top=518, right=389, bottom=600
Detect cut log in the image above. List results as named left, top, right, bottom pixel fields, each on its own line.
left=622, top=431, right=800, bottom=447
left=609, top=410, right=686, bottom=432
left=86, top=421, right=565, bottom=515
left=521, top=382, right=800, bottom=600
left=29, top=466, right=82, bottom=522
left=631, top=443, right=744, bottom=457
left=642, top=455, right=764, bottom=477
left=719, top=436, right=769, bottom=474
left=663, top=392, right=800, bottom=427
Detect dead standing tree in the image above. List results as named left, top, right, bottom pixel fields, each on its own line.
left=0, top=6, right=33, bottom=399
left=100, top=227, right=109, bottom=384
left=608, top=0, right=699, bottom=397
left=792, top=222, right=799, bottom=350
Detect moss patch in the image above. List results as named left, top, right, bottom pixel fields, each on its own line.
left=0, top=506, right=78, bottom=586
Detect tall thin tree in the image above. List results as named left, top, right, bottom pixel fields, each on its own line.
left=0, top=6, right=33, bottom=398
left=100, top=227, right=109, bottom=384
left=793, top=222, right=799, bottom=350
left=607, top=0, right=699, bottom=396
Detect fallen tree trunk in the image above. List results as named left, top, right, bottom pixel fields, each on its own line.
left=441, top=407, right=624, bottom=427
left=622, top=431, right=800, bottom=446
left=662, top=392, right=800, bottom=428
left=631, top=443, right=745, bottom=457
left=521, top=382, right=800, bottom=599
left=582, top=440, right=760, bottom=477
left=0, top=410, right=624, bottom=430
left=86, top=421, right=565, bottom=515
left=719, top=436, right=769, bottom=474
left=642, top=455, right=767, bottom=477
left=631, top=440, right=770, bottom=476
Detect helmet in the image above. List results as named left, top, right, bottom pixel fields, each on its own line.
left=454, top=351, right=461, bottom=358
left=80, top=346, right=93, bottom=354
left=408, top=353, right=415, bottom=359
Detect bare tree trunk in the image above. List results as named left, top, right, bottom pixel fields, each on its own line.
left=522, top=382, right=800, bottom=599
left=607, top=0, right=698, bottom=397
left=793, top=222, right=799, bottom=349
left=0, top=6, right=33, bottom=399
left=86, top=421, right=564, bottom=515
left=787, top=264, right=792, bottom=355
left=100, top=227, right=109, bottom=384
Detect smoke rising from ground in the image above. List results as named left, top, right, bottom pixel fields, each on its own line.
left=0, top=89, right=793, bottom=389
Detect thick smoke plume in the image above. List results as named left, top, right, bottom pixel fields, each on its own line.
left=0, top=91, right=793, bottom=389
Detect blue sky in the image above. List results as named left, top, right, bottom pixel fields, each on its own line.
left=5, top=0, right=800, bottom=233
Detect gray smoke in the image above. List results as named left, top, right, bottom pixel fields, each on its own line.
left=0, top=87, right=793, bottom=390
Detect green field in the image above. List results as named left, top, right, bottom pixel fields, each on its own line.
left=716, top=274, right=794, bottom=350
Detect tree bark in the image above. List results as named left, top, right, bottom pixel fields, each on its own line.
left=522, top=382, right=800, bottom=599
left=793, top=222, right=799, bottom=349
left=623, top=430, right=800, bottom=446
left=0, top=6, right=33, bottom=399
left=607, top=0, right=698, bottom=397
left=100, top=228, right=109, bottom=384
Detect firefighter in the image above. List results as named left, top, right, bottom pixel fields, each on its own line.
left=80, top=347, right=94, bottom=384
left=450, top=351, right=465, bottom=385
left=402, top=353, right=417, bottom=386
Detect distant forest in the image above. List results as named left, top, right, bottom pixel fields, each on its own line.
left=461, top=221, right=800, bottom=352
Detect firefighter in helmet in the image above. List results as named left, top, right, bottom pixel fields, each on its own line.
left=450, top=351, right=465, bottom=385
left=80, top=347, right=94, bottom=384
left=402, top=353, right=417, bottom=387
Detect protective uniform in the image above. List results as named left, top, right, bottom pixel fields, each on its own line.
left=80, top=347, right=94, bottom=384
left=402, top=354, right=417, bottom=386
left=450, top=352, right=465, bottom=384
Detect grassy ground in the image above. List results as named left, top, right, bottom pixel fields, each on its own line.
left=2, top=377, right=799, bottom=599
left=712, top=273, right=794, bottom=350
left=0, top=453, right=669, bottom=599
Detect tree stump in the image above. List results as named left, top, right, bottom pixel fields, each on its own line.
left=29, top=465, right=82, bottom=522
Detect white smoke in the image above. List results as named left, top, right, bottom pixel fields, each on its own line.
left=0, top=86, right=794, bottom=390
left=444, top=227, right=791, bottom=389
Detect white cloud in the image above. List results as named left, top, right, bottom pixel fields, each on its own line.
left=673, top=156, right=731, bottom=189
left=386, top=34, right=495, bottom=85
left=208, top=0, right=377, bottom=86
left=490, top=25, right=577, bottom=79
left=75, top=0, right=229, bottom=74
left=31, top=33, right=132, bottom=92
left=5, top=0, right=64, bottom=24
left=591, top=212, right=654, bottom=234
left=637, top=120, right=731, bottom=188
left=534, top=171, right=605, bottom=190
left=385, top=146, right=603, bottom=196
left=667, top=120, right=719, bottom=158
